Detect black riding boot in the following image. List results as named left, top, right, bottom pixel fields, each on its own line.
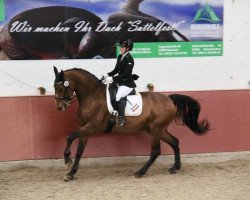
left=116, top=98, right=126, bottom=127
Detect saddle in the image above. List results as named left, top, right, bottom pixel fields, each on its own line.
left=106, top=83, right=142, bottom=117
left=103, top=83, right=142, bottom=133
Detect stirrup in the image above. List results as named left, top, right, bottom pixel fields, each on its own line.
left=117, top=116, right=125, bottom=127
left=103, top=111, right=117, bottom=133
left=110, top=110, right=117, bottom=124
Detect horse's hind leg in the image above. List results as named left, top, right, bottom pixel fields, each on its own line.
left=134, top=133, right=161, bottom=178
left=64, top=136, right=88, bottom=181
left=160, top=131, right=181, bottom=174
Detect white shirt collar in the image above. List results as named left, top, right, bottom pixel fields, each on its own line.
left=121, top=51, right=129, bottom=60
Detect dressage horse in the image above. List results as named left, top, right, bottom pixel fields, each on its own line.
left=53, top=66, right=210, bottom=181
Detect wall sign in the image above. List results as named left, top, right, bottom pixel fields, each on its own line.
left=0, top=0, right=223, bottom=60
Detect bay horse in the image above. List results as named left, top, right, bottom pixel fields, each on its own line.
left=53, top=66, right=210, bottom=181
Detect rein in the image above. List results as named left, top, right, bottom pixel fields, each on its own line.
left=71, top=80, right=101, bottom=103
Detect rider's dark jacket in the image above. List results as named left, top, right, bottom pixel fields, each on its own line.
left=108, top=52, right=137, bottom=88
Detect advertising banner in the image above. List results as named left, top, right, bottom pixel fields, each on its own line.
left=0, top=0, right=223, bottom=60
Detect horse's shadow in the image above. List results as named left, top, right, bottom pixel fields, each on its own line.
left=3, top=159, right=240, bottom=182
left=0, top=159, right=184, bottom=182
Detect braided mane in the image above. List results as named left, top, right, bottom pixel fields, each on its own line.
left=65, top=68, right=99, bottom=81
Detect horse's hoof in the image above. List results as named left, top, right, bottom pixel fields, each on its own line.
left=168, top=166, right=180, bottom=174
left=63, top=174, right=74, bottom=181
left=134, top=174, right=142, bottom=178
left=134, top=171, right=144, bottom=178
left=168, top=169, right=177, bottom=174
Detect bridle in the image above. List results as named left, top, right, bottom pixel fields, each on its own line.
left=54, top=80, right=75, bottom=106
left=54, top=79, right=102, bottom=105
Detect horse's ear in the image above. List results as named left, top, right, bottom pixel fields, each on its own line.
left=53, top=66, right=58, bottom=76
left=60, top=70, right=65, bottom=80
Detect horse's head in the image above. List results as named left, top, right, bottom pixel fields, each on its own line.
left=53, top=66, right=75, bottom=111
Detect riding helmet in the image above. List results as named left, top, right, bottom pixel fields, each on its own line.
left=118, top=39, right=134, bottom=51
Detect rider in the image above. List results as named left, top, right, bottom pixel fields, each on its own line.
left=103, top=39, right=137, bottom=127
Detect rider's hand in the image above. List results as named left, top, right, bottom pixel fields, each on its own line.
left=101, top=74, right=108, bottom=80
left=102, top=76, right=113, bottom=84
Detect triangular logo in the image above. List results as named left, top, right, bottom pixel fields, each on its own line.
left=193, top=2, right=220, bottom=23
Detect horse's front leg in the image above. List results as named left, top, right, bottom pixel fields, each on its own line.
left=64, top=136, right=88, bottom=181
left=64, top=131, right=82, bottom=168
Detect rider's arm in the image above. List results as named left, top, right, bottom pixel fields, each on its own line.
left=113, top=55, right=134, bottom=82
left=107, top=54, right=122, bottom=76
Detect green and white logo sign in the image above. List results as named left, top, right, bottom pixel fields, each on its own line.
left=189, top=1, right=223, bottom=54
left=193, top=2, right=221, bottom=23
left=119, top=41, right=223, bottom=58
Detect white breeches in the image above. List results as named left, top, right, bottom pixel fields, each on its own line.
left=116, top=85, right=133, bottom=101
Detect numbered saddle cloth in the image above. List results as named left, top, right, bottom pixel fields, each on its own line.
left=106, top=84, right=142, bottom=116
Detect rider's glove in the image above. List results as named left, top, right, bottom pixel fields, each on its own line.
left=101, top=74, right=108, bottom=80
left=102, top=76, right=113, bottom=84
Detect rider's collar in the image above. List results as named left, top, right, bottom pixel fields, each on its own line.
left=121, top=51, right=129, bottom=60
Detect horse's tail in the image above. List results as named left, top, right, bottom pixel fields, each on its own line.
left=169, top=94, right=210, bottom=135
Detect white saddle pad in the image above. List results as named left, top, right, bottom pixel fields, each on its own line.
left=106, top=84, right=143, bottom=116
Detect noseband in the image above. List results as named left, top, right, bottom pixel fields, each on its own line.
left=54, top=81, right=75, bottom=104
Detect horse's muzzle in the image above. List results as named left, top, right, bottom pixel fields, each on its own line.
left=56, top=101, right=69, bottom=111
left=57, top=105, right=66, bottom=111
